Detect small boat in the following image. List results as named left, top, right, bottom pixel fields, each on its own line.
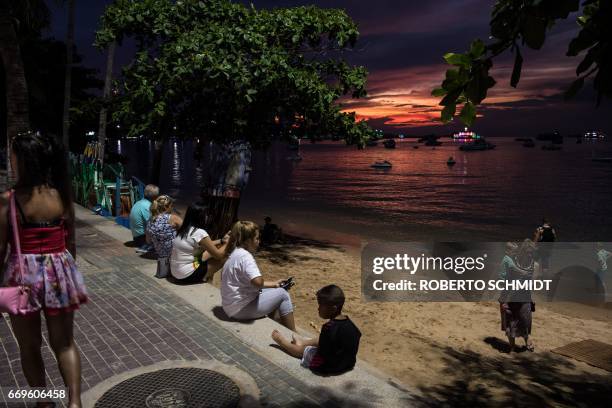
left=425, top=140, right=442, bottom=146
left=412, top=145, right=419, bottom=149
left=453, top=128, right=481, bottom=141
left=447, top=157, right=456, bottom=166
left=371, top=160, right=392, bottom=169
left=523, top=139, right=535, bottom=148
left=584, top=131, right=606, bottom=140
left=459, top=138, right=496, bottom=151
left=366, top=140, right=378, bottom=147
left=383, top=139, right=396, bottom=149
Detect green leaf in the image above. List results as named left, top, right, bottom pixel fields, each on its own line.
left=567, top=28, right=597, bottom=56
left=441, top=103, right=456, bottom=123
left=431, top=88, right=447, bottom=97
left=564, top=77, right=584, bottom=100
left=469, top=39, right=485, bottom=58
left=440, top=88, right=462, bottom=107
left=444, top=53, right=471, bottom=68
left=510, top=48, right=523, bottom=88
left=576, top=50, right=594, bottom=76
left=459, top=102, right=476, bottom=127
left=521, top=14, right=547, bottom=50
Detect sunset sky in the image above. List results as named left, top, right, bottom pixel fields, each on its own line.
left=49, top=0, right=610, bottom=137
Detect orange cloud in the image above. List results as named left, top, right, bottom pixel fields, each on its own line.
left=340, top=59, right=577, bottom=131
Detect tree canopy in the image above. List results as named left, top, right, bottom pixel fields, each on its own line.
left=95, top=0, right=373, bottom=148
left=433, top=0, right=610, bottom=126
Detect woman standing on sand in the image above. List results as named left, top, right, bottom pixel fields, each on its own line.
left=0, top=131, right=87, bottom=408
left=502, top=239, right=537, bottom=352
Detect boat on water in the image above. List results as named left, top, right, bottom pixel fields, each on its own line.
left=459, top=138, right=496, bottom=151
left=537, top=131, right=563, bottom=144
left=371, top=160, right=392, bottom=168
left=452, top=127, right=481, bottom=141
left=447, top=157, right=456, bottom=166
left=413, top=145, right=419, bottom=149
left=425, top=139, right=442, bottom=146
left=366, top=139, right=379, bottom=147
left=383, top=139, right=396, bottom=149
left=523, top=139, right=536, bottom=148
left=584, top=131, right=607, bottom=140
left=542, top=145, right=562, bottom=151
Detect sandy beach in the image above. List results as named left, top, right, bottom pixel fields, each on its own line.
left=208, top=231, right=612, bottom=406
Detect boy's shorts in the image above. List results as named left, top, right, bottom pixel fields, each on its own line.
left=301, top=346, right=318, bottom=368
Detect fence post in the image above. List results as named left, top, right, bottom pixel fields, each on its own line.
left=115, top=176, right=121, bottom=218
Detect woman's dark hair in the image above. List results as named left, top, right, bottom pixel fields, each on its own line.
left=11, top=131, right=72, bottom=211
left=176, top=201, right=211, bottom=239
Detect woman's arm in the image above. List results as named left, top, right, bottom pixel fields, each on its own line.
left=250, top=276, right=284, bottom=289
left=533, top=228, right=541, bottom=242
left=0, top=192, right=9, bottom=280
left=169, top=214, right=182, bottom=230
left=198, top=236, right=227, bottom=260
left=64, top=203, right=77, bottom=258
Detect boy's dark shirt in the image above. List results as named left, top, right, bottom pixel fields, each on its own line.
left=310, top=317, right=361, bottom=374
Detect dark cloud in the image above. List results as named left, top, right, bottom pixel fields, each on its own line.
left=47, top=1, right=608, bottom=135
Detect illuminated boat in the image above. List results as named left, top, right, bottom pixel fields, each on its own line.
left=584, top=131, right=606, bottom=140
left=453, top=127, right=482, bottom=141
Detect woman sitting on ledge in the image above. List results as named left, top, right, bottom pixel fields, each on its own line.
left=221, top=221, right=295, bottom=330
left=147, top=195, right=182, bottom=279
left=169, top=202, right=227, bottom=284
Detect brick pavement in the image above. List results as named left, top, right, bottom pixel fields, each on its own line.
left=0, top=220, right=345, bottom=407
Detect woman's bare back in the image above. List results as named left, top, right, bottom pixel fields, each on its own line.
left=15, top=186, right=65, bottom=223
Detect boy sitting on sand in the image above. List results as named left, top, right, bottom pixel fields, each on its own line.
left=271, top=285, right=361, bottom=375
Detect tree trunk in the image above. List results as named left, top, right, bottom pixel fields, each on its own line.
left=0, top=1, right=30, bottom=181
left=203, top=141, right=252, bottom=238
left=98, top=40, right=116, bottom=166
left=62, top=0, right=76, bottom=150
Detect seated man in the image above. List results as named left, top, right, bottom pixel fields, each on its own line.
left=261, top=216, right=281, bottom=245
left=271, top=285, right=361, bottom=375
left=129, top=184, right=159, bottom=252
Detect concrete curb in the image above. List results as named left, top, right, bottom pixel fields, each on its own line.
left=74, top=204, right=417, bottom=407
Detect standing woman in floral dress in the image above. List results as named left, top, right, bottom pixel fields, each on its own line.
left=0, top=131, right=87, bottom=408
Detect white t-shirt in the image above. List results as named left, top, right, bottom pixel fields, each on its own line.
left=170, top=227, right=209, bottom=279
left=221, top=247, right=262, bottom=317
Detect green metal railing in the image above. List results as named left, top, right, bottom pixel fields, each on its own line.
left=69, top=154, right=143, bottom=226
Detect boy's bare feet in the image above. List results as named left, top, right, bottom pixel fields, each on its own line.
left=290, top=334, right=303, bottom=347
left=271, top=329, right=305, bottom=358
left=271, top=329, right=286, bottom=346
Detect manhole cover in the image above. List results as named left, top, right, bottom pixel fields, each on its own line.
left=95, top=368, right=241, bottom=408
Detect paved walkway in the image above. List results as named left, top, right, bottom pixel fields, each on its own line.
left=1, top=207, right=415, bottom=407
